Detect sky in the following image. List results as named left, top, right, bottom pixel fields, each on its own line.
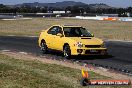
left=0, top=0, right=132, bottom=8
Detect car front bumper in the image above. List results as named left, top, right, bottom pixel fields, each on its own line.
left=71, top=47, right=107, bottom=55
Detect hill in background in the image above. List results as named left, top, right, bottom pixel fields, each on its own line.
left=14, top=1, right=112, bottom=9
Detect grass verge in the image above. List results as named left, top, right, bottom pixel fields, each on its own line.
left=0, top=53, right=131, bottom=88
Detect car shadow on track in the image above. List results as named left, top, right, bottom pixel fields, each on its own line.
left=71, top=55, right=114, bottom=60
left=40, top=50, right=114, bottom=61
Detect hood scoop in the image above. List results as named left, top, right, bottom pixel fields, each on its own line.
left=81, top=38, right=91, bottom=39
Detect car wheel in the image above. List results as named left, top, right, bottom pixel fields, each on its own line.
left=63, top=45, right=71, bottom=59
left=41, top=41, right=47, bottom=54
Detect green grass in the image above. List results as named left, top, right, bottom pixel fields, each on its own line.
left=0, top=18, right=132, bottom=40
left=0, top=54, right=131, bottom=88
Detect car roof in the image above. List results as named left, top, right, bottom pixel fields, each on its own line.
left=53, top=25, right=82, bottom=27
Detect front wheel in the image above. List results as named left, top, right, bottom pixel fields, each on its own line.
left=41, top=41, right=47, bottom=54
left=63, top=45, right=71, bottom=59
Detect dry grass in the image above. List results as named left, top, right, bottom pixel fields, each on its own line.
left=0, top=18, right=132, bottom=40
left=0, top=53, right=131, bottom=88
left=0, top=54, right=105, bottom=88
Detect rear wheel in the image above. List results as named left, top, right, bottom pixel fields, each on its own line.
left=63, top=45, right=71, bottom=59
left=41, top=41, right=47, bottom=54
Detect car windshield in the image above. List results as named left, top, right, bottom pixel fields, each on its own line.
left=63, top=27, right=92, bottom=37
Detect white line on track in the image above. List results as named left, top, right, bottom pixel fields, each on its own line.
left=97, top=67, right=108, bottom=72
left=1, top=49, right=10, bottom=52
left=19, top=52, right=28, bottom=55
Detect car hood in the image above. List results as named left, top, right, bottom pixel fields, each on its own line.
left=68, top=37, right=103, bottom=45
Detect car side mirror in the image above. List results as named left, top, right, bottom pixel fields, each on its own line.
left=91, top=34, right=94, bottom=37
left=57, top=33, right=63, bottom=37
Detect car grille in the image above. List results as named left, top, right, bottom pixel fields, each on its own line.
left=85, top=50, right=101, bottom=54
left=85, top=45, right=101, bottom=48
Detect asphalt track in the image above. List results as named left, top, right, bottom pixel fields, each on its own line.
left=0, top=36, right=132, bottom=74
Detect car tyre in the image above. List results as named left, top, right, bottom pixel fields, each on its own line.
left=41, top=41, right=47, bottom=54
left=63, top=45, right=71, bottom=59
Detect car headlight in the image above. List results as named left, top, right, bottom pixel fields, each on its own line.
left=101, top=42, right=106, bottom=48
left=76, top=42, right=83, bottom=48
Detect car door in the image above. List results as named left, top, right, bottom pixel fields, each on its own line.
left=46, top=26, right=57, bottom=49
left=52, top=26, right=64, bottom=51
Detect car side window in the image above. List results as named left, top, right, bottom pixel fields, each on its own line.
left=47, top=27, right=57, bottom=35
left=47, top=26, right=62, bottom=35
left=55, top=27, right=63, bottom=34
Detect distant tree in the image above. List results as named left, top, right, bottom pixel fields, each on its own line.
left=71, top=6, right=81, bottom=14
left=48, top=7, right=55, bottom=12
left=0, top=4, right=6, bottom=8
left=0, top=4, right=8, bottom=13
left=117, top=8, right=128, bottom=17
left=117, top=8, right=126, bottom=14
left=95, top=8, right=103, bottom=14
left=40, top=7, right=47, bottom=13
left=79, top=7, right=85, bottom=15
left=85, top=7, right=91, bottom=13
left=65, top=6, right=72, bottom=11
left=17, top=5, right=32, bottom=13
left=127, top=7, right=132, bottom=13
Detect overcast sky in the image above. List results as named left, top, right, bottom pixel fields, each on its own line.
left=0, top=0, right=132, bottom=8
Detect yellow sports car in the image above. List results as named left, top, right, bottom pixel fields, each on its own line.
left=38, top=25, right=107, bottom=59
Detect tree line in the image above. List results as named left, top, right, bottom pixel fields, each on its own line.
left=0, top=4, right=132, bottom=17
